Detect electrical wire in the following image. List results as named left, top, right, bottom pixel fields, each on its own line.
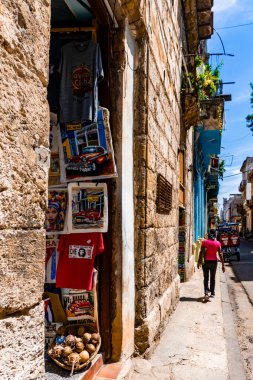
left=223, top=168, right=253, bottom=178
left=223, top=172, right=242, bottom=178
left=216, top=22, right=253, bottom=30
left=213, top=28, right=226, bottom=55
left=224, top=132, right=252, bottom=144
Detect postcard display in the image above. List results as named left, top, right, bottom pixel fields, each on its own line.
left=45, top=36, right=117, bottom=372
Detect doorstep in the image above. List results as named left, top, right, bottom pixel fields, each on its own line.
left=80, top=354, right=104, bottom=380
left=92, top=363, right=123, bottom=380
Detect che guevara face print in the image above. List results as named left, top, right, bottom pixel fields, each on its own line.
left=69, top=245, right=93, bottom=259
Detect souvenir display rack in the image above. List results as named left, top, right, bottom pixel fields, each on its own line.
left=178, top=208, right=186, bottom=282
left=45, top=15, right=117, bottom=374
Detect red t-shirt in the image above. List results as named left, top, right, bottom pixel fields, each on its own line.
left=201, top=239, right=221, bottom=261
left=56, top=233, right=104, bottom=290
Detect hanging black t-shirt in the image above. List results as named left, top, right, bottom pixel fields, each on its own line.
left=59, top=40, right=104, bottom=123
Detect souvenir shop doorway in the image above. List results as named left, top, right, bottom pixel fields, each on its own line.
left=45, top=1, right=117, bottom=375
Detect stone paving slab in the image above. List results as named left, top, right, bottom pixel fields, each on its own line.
left=127, top=267, right=231, bottom=380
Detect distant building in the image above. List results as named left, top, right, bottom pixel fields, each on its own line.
left=239, top=157, right=253, bottom=235
left=222, top=194, right=242, bottom=226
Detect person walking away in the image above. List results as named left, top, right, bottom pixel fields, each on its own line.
left=197, top=230, right=225, bottom=300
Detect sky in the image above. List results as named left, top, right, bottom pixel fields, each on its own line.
left=207, top=0, right=253, bottom=210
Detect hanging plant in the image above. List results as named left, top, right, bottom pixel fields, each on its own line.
left=218, top=159, right=226, bottom=180
left=181, top=56, right=222, bottom=102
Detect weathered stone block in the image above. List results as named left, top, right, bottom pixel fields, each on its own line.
left=0, top=229, right=45, bottom=316
left=0, top=302, right=45, bottom=380
left=147, top=139, right=157, bottom=172
left=144, top=254, right=167, bottom=286
left=0, top=46, right=49, bottom=229
left=135, top=275, right=180, bottom=356
left=197, top=10, right=212, bottom=26
left=0, top=147, right=48, bottom=229
left=135, top=287, right=148, bottom=321
left=146, top=169, right=157, bottom=201
left=198, top=24, right=213, bottom=40
left=0, top=0, right=50, bottom=86
left=197, top=0, right=213, bottom=11
left=135, top=259, right=145, bottom=289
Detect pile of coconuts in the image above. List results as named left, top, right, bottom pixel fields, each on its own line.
left=48, top=325, right=100, bottom=376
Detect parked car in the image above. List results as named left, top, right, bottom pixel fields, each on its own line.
left=73, top=209, right=101, bottom=224
left=68, top=146, right=108, bottom=172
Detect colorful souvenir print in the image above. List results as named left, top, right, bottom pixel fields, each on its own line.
left=68, top=183, right=108, bottom=233
left=63, top=291, right=94, bottom=320
left=59, top=107, right=117, bottom=182
left=61, top=271, right=99, bottom=323
left=46, top=189, right=68, bottom=234
left=45, top=236, right=59, bottom=283
left=49, top=119, right=62, bottom=187
left=49, top=153, right=60, bottom=176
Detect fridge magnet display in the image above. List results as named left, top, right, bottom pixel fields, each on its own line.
left=49, top=153, right=60, bottom=177
left=49, top=118, right=62, bottom=187
left=59, top=107, right=117, bottom=182
left=46, top=189, right=68, bottom=234
left=49, top=152, right=61, bottom=187
left=68, top=183, right=108, bottom=233
left=44, top=321, right=63, bottom=358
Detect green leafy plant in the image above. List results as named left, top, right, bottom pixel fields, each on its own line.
left=218, top=159, right=226, bottom=180
left=246, top=82, right=253, bottom=132
left=181, top=56, right=222, bottom=102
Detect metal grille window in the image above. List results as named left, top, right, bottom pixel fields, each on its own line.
left=156, top=174, right=172, bottom=214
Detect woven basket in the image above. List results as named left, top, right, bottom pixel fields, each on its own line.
left=49, top=323, right=101, bottom=373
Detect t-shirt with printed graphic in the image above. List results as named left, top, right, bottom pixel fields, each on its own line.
left=56, top=233, right=104, bottom=290
left=59, top=40, right=104, bottom=123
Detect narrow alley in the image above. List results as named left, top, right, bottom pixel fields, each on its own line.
left=126, top=239, right=253, bottom=380
left=1, top=1, right=253, bottom=380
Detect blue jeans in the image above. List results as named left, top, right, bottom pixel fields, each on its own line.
left=202, top=260, right=217, bottom=294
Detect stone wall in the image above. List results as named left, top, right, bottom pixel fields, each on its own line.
left=0, top=1, right=50, bottom=379
left=131, top=0, right=183, bottom=355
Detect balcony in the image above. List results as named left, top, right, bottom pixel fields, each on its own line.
left=182, top=94, right=199, bottom=130
left=200, top=98, right=224, bottom=132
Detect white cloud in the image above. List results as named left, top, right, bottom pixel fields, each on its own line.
left=213, top=0, right=236, bottom=13
left=233, top=93, right=251, bottom=104
left=228, top=165, right=241, bottom=175
left=213, top=0, right=253, bottom=26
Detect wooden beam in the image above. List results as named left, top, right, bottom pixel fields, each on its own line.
left=51, top=26, right=96, bottom=33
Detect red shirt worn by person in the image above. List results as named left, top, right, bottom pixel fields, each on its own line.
left=56, top=233, right=104, bottom=290
left=201, top=239, right=221, bottom=261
